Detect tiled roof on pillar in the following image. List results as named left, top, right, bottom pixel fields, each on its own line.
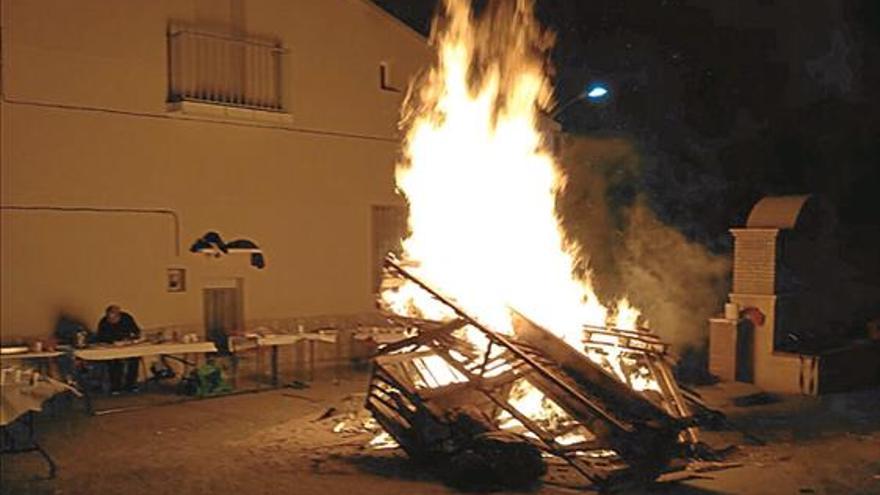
left=746, top=194, right=812, bottom=229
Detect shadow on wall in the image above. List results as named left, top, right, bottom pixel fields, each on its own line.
left=53, top=314, right=92, bottom=345
left=556, top=136, right=730, bottom=351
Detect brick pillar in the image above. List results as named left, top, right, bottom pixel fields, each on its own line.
left=723, top=228, right=813, bottom=394
left=708, top=318, right=737, bottom=381
left=710, top=229, right=786, bottom=387
left=730, top=228, right=780, bottom=295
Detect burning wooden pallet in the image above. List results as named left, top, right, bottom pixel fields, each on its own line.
left=365, top=258, right=697, bottom=488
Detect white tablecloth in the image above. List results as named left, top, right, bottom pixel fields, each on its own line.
left=256, top=333, right=337, bottom=347
left=1, top=379, right=73, bottom=426
left=229, top=332, right=336, bottom=352
left=74, top=342, right=218, bottom=361
left=0, top=351, right=65, bottom=362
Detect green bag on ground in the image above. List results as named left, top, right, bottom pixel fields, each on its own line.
left=180, top=361, right=232, bottom=397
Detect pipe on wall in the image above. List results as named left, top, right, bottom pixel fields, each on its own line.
left=0, top=205, right=181, bottom=256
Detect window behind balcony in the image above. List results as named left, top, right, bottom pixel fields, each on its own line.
left=168, top=26, right=284, bottom=111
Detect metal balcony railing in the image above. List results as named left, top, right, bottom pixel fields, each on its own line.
left=168, top=27, right=284, bottom=111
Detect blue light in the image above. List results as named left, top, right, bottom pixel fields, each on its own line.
left=586, top=83, right=610, bottom=100
left=587, top=87, right=608, bottom=98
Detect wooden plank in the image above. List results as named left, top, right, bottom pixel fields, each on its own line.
left=511, top=312, right=679, bottom=428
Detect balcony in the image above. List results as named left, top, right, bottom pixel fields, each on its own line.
left=168, top=27, right=285, bottom=112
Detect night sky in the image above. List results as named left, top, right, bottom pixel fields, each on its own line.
left=373, top=0, right=879, bottom=278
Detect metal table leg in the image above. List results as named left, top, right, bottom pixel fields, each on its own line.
left=271, top=345, right=279, bottom=387
left=255, top=347, right=263, bottom=387
left=309, top=339, right=316, bottom=381
left=1, top=412, right=58, bottom=479
left=71, top=360, right=94, bottom=415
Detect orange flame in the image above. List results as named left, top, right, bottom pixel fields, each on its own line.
left=383, top=0, right=640, bottom=346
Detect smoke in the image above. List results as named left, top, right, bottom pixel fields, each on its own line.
left=556, top=135, right=730, bottom=349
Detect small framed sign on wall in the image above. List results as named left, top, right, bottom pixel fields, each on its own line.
left=167, top=268, right=186, bottom=292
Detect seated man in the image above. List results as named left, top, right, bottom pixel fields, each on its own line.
left=96, top=305, right=141, bottom=393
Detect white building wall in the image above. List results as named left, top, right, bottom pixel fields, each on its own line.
left=0, top=0, right=429, bottom=337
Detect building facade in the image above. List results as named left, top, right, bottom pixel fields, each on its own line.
left=1, top=0, right=429, bottom=338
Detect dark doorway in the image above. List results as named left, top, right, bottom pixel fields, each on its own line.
left=735, top=319, right=755, bottom=383
left=203, top=280, right=243, bottom=353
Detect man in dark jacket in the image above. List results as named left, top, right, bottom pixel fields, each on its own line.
left=97, top=305, right=141, bottom=393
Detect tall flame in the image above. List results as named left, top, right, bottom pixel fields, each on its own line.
left=385, top=0, right=639, bottom=345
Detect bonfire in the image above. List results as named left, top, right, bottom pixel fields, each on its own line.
left=366, top=0, right=701, bottom=489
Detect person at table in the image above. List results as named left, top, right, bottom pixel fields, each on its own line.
left=96, top=304, right=141, bottom=393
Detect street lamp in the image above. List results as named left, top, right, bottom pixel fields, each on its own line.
left=550, top=82, right=611, bottom=119
left=586, top=84, right=610, bottom=99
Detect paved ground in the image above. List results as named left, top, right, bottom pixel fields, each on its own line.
left=2, top=374, right=879, bottom=495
